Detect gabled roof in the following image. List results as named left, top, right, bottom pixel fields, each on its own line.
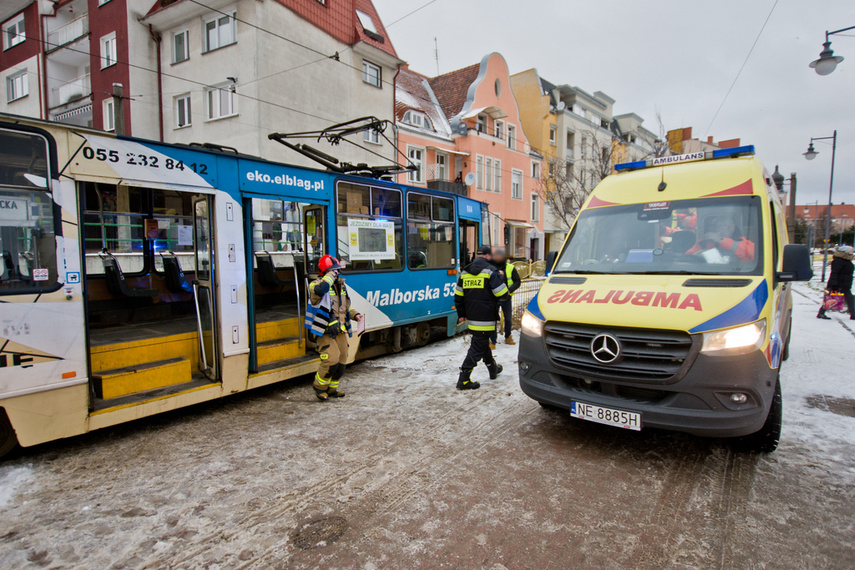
left=797, top=204, right=855, bottom=221
left=395, top=68, right=452, bottom=138
left=146, top=0, right=398, bottom=59
left=428, top=63, right=480, bottom=120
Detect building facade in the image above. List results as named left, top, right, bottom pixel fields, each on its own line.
left=1, top=0, right=402, bottom=168
left=397, top=53, right=544, bottom=260
left=667, top=126, right=740, bottom=154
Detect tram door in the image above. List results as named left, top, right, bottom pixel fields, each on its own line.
left=459, top=220, right=479, bottom=266
left=304, top=206, right=326, bottom=279
left=193, top=197, right=218, bottom=380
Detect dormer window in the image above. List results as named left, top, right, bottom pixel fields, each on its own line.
left=403, top=110, right=431, bottom=130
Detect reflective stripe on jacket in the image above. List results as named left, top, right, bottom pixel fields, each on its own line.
left=504, top=261, right=521, bottom=296
left=305, top=274, right=353, bottom=337
left=455, top=257, right=509, bottom=332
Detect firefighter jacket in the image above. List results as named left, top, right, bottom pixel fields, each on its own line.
left=305, top=274, right=358, bottom=337
left=504, top=262, right=521, bottom=296
left=455, top=257, right=509, bottom=332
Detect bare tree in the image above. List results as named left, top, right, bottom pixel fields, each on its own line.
left=535, top=127, right=619, bottom=231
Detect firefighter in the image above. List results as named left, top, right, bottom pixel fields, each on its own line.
left=455, top=245, right=510, bottom=390
left=305, top=255, right=363, bottom=401
left=489, top=248, right=521, bottom=347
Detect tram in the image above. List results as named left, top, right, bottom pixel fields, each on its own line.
left=0, top=114, right=488, bottom=456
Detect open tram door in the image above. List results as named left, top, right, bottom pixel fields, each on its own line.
left=193, top=197, right=218, bottom=380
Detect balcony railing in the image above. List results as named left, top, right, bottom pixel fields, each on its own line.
left=47, top=15, right=89, bottom=50
left=425, top=163, right=450, bottom=183
left=565, top=147, right=575, bottom=159
left=50, top=74, right=91, bottom=108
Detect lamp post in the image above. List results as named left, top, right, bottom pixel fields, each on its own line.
left=810, top=26, right=855, bottom=75
left=771, top=166, right=798, bottom=243
left=804, top=130, right=838, bottom=281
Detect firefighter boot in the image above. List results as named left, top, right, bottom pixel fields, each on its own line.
left=328, top=364, right=346, bottom=398
left=486, top=360, right=503, bottom=380
left=457, top=368, right=480, bottom=390
left=313, top=373, right=330, bottom=401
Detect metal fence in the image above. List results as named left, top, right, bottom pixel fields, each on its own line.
left=508, top=278, right=545, bottom=329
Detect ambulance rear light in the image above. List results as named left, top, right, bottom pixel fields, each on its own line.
left=614, top=145, right=756, bottom=172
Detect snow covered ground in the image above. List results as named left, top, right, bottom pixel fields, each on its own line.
left=0, top=279, right=852, bottom=568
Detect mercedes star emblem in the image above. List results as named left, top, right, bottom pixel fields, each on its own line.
left=590, top=333, right=621, bottom=364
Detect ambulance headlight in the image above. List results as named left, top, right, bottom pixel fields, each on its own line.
left=521, top=310, right=544, bottom=337
left=701, top=319, right=766, bottom=355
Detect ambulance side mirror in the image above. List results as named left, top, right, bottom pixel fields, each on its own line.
left=545, top=251, right=557, bottom=277
left=777, top=244, right=813, bottom=282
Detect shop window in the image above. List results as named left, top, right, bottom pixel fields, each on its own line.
left=407, top=193, right=455, bottom=269
left=336, top=182, right=403, bottom=271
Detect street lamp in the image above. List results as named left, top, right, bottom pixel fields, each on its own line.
left=810, top=26, right=855, bottom=76
left=803, top=130, right=838, bottom=282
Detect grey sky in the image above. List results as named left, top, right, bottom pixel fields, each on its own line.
left=374, top=0, right=855, bottom=207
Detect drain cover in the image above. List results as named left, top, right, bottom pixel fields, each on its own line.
left=292, top=516, right=347, bottom=550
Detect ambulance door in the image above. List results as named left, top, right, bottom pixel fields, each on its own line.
left=193, top=196, right=218, bottom=380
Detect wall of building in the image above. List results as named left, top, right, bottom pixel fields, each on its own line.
left=126, top=0, right=160, bottom=140
left=0, top=2, right=44, bottom=119
left=88, top=0, right=132, bottom=132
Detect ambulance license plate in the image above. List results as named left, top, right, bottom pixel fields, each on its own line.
left=570, top=401, right=641, bottom=431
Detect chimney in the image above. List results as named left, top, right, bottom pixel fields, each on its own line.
left=707, top=136, right=714, bottom=144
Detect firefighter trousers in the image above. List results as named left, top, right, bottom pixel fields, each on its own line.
left=313, top=332, right=349, bottom=391
left=461, top=331, right=495, bottom=371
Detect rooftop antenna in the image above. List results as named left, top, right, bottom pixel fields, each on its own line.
left=434, top=37, right=439, bottom=75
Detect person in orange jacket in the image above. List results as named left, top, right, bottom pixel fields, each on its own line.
left=686, top=215, right=755, bottom=262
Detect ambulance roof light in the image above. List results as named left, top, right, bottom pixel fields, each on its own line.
left=614, top=145, right=756, bottom=172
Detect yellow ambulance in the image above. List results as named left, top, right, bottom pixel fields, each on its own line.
left=519, top=146, right=812, bottom=452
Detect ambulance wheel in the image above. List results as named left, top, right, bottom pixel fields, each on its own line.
left=0, top=410, right=19, bottom=458
left=733, top=378, right=782, bottom=453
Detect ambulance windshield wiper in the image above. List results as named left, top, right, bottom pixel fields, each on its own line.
left=633, top=270, right=721, bottom=275
left=556, top=270, right=608, bottom=274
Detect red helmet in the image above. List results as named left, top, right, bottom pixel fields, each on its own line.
left=318, top=255, right=342, bottom=274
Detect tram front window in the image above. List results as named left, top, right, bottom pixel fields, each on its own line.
left=0, top=129, right=57, bottom=292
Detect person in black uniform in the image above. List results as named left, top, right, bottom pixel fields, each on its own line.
left=818, top=245, right=855, bottom=320
left=489, top=248, right=521, bottom=348
left=454, top=245, right=510, bottom=390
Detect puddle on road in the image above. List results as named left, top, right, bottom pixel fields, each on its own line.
left=292, top=516, right=347, bottom=550
left=805, top=395, right=855, bottom=418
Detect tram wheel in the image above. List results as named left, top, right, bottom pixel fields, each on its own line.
left=0, top=410, right=19, bottom=458
left=416, top=322, right=431, bottom=346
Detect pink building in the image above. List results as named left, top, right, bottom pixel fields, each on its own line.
left=395, top=53, right=544, bottom=261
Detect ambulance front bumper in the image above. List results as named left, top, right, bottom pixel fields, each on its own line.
left=517, top=331, right=778, bottom=438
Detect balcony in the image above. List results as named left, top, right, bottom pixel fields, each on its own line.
left=47, top=15, right=89, bottom=51
left=50, top=74, right=91, bottom=109
left=565, top=147, right=575, bottom=160
left=425, top=164, right=467, bottom=196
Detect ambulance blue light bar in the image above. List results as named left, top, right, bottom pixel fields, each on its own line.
left=614, top=145, right=756, bottom=172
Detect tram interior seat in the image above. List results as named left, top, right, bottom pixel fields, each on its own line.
left=256, top=252, right=287, bottom=289
left=100, top=251, right=158, bottom=298
left=160, top=251, right=194, bottom=293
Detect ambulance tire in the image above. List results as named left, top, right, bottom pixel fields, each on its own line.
left=733, top=377, right=782, bottom=453
left=0, top=410, right=19, bottom=458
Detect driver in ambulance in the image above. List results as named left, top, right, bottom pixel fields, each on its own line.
left=686, top=215, right=755, bottom=262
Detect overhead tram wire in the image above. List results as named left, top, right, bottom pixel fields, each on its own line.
left=705, top=0, right=779, bottom=136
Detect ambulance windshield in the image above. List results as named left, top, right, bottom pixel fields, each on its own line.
left=554, top=196, right=763, bottom=276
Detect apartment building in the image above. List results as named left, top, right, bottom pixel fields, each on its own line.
left=1, top=0, right=402, bottom=167
left=395, top=53, right=544, bottom=260
left=667, top=126, right=740, bottom=154
left=511, top=68, right=664, bottom=252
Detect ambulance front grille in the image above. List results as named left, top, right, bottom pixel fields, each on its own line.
left=543, top=322, right=696, bottom=382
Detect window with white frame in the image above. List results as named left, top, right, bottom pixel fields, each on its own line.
left=476, top=155, right=484, bottom=190
left=362, top=60, right=381, bottom=87
left=507, top=124, right=516, bottom=150
left=206, top=83, right=235, bottom=120
left=103, top=98, right=115, bottom=131
left=363, top=127, right=380, bottom=144
left=494, top=159, right=501, bottom=193
left=580, top=136, right=588, bottom=157
left=407, top=147, right=424, bottom=183
left=476, top=114, right=487, bottom=134
left=3, top=13, right=25, bottom=51
left=512, top=170, right=523, bottom=199
left=403, top=110, right=430, bottom=129
left=548, top=160, right=555, bottom=179
left=175, top=93, right=191, bottom=128
left=531, top=193, right=540, bottom=222
left=204, top=11, right=236, bottom=52
left=100, top=32, right=117, bottom=68
left=485, top=158, right=493, bottom=191
left=549, top=125, right=557, bottom=145
left=436, top=153, right=447, bottom=181
left=531, top=161, right=540, bottom=181
left=355, top=9, right=378, bottom=33
left=494, top=120, right=504, bottom=140
left=173, top=30, right=189, bottom=63
left=6, top=70, right=27, bottom=102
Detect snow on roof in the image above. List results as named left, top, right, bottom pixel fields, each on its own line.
left=395, top=68, right=452, bottom=138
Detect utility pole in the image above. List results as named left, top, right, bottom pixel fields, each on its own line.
left=787, top=173, right=797, bottom=243
left=434, top=37, right=439, bottom=76
left=112, top=83, right=125, bottom=136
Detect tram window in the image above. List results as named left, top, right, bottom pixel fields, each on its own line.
left=336, top=182, right=403, bottom=271
left=407, top=194, right=455, bottom=270
left=152, top=190, right=197, bottom=272
left=251, top=199, right=304, bottom=265
left=82, top=183, right=147, bottom=275
left=0, top=129, right=50, bottom=188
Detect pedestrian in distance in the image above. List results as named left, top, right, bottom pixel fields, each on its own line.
left=455, top=245, right=510, bottom=390
left=817, top=245, right=855, bottom=320
left=489, top=248, right=521, bottom=348
left=305, top=255, right=363, bottom=400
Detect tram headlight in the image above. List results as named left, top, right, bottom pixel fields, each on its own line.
left=701, top=319, right=766, bottom=355
left=521, top=310, right=544, bottom=337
